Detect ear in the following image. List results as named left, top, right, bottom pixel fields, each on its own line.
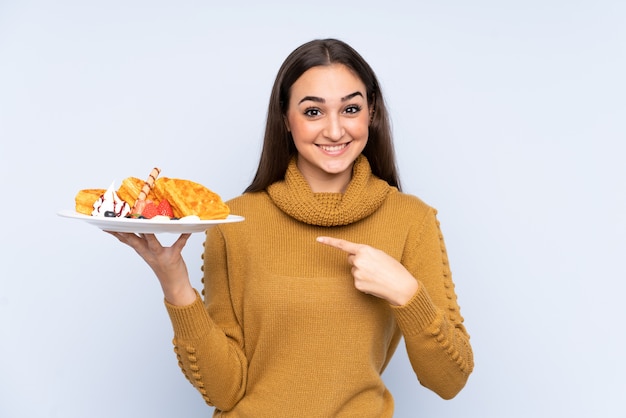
left=284, top=115, right=291, bottom=132
left=368, top=94, right=376, bottom=121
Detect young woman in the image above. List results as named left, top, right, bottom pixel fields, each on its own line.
left=110, top=38, right=473, bottom=417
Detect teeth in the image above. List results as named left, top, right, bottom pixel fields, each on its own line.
left=319, top=144, right=347, bottom=152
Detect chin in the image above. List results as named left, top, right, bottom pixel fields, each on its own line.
left=321, top=159, right=356, bottom=174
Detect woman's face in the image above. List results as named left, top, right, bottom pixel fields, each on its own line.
left=285, top=64, right=370, bottom=193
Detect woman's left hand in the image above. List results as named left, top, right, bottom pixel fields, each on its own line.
left=317, top=236, right=418, bottom=306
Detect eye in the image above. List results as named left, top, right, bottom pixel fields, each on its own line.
left=304, top=107, right=322, bottom=117
left=344, top=105, right=362, bottom=115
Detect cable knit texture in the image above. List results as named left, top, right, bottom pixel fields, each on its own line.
left=267, top=155, right=390, bottom=226
left=165, top=156, right=473, bottom=417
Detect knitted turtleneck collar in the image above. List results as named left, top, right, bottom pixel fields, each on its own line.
left=267, top=155, right=391, bottom=227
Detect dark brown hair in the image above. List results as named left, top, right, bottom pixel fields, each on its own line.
left=245, top=38, right=401, bottom=193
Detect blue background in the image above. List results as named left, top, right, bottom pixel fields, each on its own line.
left=1, top=1, right=625, bottom=417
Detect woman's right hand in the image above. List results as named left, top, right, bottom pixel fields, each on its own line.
left=107, top=232, right=196, bottom=306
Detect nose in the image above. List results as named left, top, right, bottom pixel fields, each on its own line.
left=323, top=114, right=345, bottom=141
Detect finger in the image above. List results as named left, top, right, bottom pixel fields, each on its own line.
left=106, top=231, right=140, bottom=245
left=105, top=230, right=125, bottom=239
left=172, top=233, right=192, bottom=251
left=141, top=233, right=163, bottom=250
left=316, top=236, right=362, bottom=254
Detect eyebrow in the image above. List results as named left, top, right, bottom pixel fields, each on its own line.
left=298, top=91, right=364, bottom=105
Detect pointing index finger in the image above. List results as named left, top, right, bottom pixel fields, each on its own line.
left=316, top=236, right=361, bottom=254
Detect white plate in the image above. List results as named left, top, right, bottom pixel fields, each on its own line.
left=57, top=210, right=244, bottom=234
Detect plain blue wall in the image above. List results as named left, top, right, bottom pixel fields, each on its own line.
left=1, top=1, right=625, bottom=417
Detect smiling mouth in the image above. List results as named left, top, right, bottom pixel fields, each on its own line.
left=317, top=143, right=349, bottom=152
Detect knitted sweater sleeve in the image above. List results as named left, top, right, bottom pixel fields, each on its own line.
left=164, top=227, right=247, bottom=411
left=391, top=208, right=474, bottom=399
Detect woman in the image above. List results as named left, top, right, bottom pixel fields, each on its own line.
left=110, top=38, right=473, bottom=417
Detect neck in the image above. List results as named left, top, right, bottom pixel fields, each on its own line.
left=299, top=167, right=352, bottom=193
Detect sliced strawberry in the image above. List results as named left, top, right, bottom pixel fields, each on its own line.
left=141, top=201, right=159, bottom=219
left=156, top=199, right=174, bottom=218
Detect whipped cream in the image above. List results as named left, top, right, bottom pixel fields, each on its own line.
left=92, top=182, right=131, bottom=217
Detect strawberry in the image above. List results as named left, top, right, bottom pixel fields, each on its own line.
left=156, top=199, right=174, bottom=218
left=141, top=201, right=159, bottom=219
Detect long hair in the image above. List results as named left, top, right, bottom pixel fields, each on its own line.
left=245, top=39, right=401, bottom=193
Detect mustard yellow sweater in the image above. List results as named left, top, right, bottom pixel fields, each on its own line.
left=165, top=156, right=473, bottom=417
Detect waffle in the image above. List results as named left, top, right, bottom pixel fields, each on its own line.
left=154, top=177, right=230, bottom=220
left=117, top=177, right=159, bottom=205
left=75, top=189, right=106, bottom=215
left=75, top=167, right=230, bottom=220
